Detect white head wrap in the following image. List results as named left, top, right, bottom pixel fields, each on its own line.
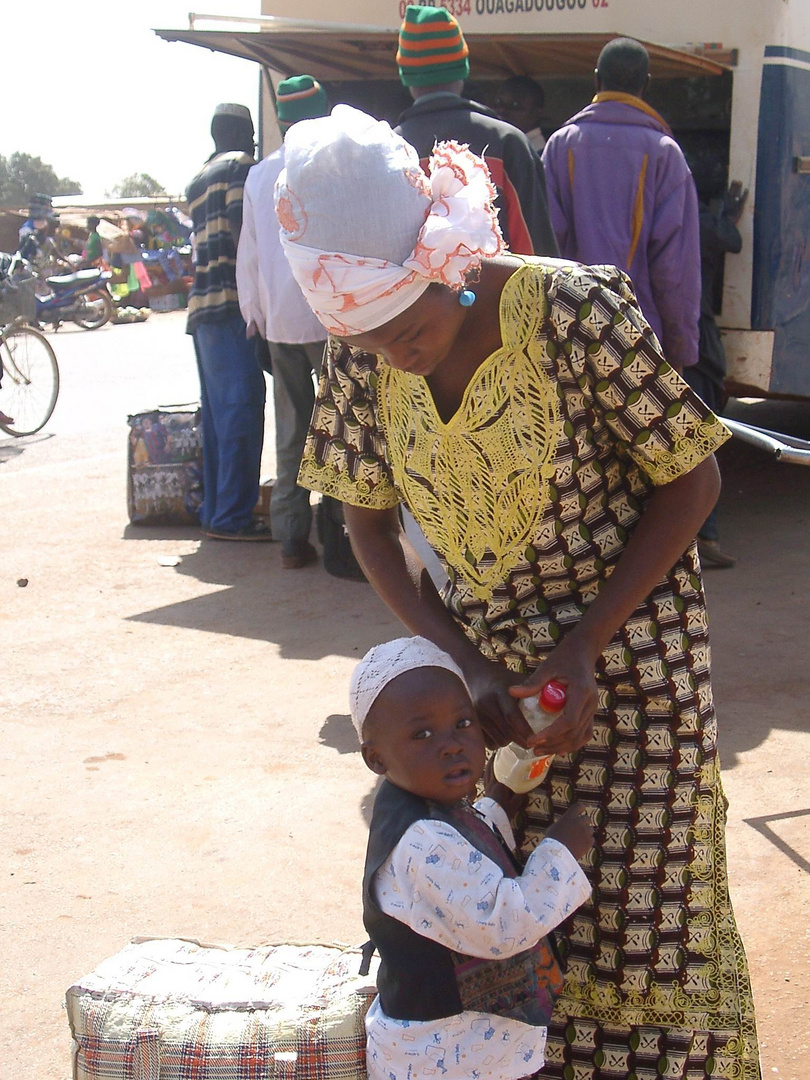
left=275, top=104, right=503, bottom=336
left=349, top=636, right=469, bottom=740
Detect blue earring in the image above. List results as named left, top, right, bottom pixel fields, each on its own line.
left=459, top=289, right=476, bottom=307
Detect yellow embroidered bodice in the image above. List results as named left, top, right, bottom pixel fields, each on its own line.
left=298, top=260, right=730, bottom=684
left=377, top=266, right=561, bottom=601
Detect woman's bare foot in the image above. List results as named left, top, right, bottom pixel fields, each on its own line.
left=0, top=410, right=14, bottom=426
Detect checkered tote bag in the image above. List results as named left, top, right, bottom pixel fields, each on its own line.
left=66, top=938, right=378, bottom=1080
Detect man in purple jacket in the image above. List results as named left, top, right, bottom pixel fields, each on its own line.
left=542, top=38, right=700, bottom=372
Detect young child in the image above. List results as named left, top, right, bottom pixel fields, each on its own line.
left=351, top=636, right=593, bottom=1080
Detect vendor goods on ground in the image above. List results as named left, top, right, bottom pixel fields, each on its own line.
left=66, top=937, right=377, bottom=1080
left=112, top=306, right=150, bottom=324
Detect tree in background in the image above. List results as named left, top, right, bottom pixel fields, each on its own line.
left=0, top=152, right=82, bottom=208
left=109, top=173, right=166, bottom=199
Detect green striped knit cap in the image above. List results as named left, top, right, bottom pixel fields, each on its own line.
left=397, top=5, right=470, bottom=88
left=276, top=75, right=329, bottom=127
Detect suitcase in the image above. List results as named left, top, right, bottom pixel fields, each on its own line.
left=66, top=937, right=378, bottom=1080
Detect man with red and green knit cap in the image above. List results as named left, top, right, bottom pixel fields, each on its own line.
left=395, top=4, right=557, bottom=257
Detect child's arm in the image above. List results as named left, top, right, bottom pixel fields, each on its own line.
left=480, top=756, right=529, bottom=827
left=475, top=795, right=592, bottom=864
left=373, top=815, right=592, bottom=961
left=544, top=803, right=593, bottom=861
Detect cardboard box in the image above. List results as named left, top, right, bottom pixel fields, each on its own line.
left=255, top=479, right=274, bottom=519
left=106, top=234, right=139, bottom=257
left=149, top=292, right=187, bottom=312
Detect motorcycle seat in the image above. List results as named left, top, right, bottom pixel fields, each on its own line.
left=46, top=269, right=105, bottom=289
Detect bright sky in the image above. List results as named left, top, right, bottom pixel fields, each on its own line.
left=5, top=2, right=261, bottom=200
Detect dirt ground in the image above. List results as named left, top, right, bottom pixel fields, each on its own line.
left=1, top=313, right=808, bottom=1078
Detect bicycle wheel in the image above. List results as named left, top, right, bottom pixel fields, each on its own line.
left=0, top=324, right=60, bottom=436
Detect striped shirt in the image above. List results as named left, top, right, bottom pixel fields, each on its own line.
left=186, top=150, right=254, bottom=333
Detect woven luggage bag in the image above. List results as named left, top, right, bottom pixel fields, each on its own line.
left=126, top=406, right=203, bottom=525
left=66, top=937, right=378, bottom=1080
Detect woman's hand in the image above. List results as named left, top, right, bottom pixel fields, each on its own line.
left=509, top=633, right=600, bottom=756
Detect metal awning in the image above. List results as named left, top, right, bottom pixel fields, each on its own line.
left=154, top=19, right=730, bottom=81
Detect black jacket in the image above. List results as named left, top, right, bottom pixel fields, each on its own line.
left=396, top=94, right=559, bottom=258
left=363, top=779, right=563, bottom=1025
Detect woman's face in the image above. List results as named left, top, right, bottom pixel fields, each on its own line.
left=341, top=284, right=467, bottom=378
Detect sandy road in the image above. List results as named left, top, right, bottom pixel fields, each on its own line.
left=1, top=312, right=808, bottom=1078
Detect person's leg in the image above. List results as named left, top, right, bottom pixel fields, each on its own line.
left=682, top=365, right=734, bottom=567
left=269, top=340, right=323, bottom=564
left=195, top=316, right=267, bottom=536
left=698, top=504, right=719, bottom=543
left=191, top=329, right=219, bottom=531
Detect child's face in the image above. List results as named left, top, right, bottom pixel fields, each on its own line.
left=361, top=667, right=486, bottom=805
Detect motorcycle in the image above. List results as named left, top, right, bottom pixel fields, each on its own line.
left=15, top=230, right=113, bottom=332
left=33, top=266, right=114, bottom=331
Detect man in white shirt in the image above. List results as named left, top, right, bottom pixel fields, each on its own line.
left=236, top=76, right=329, bottom=569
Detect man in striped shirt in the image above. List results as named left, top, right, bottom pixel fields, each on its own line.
left=186, top=103, right=270, bottom=541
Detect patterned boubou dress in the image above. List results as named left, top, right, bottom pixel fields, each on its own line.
left=299, top=259, right=760, bottom=1080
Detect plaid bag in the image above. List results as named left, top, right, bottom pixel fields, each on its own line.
left=127, top=406, right=203, bottom=525
left=66, top=937, right=379, bottom=1080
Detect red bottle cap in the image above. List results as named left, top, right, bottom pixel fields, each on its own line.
left=540, top=679, right=567, bottom=712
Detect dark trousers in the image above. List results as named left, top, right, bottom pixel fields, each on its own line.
left=267, top=340, right=324, bottom=553
left=192, top=315, right=266, bottom=533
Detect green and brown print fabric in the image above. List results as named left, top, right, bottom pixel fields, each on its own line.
left=299, top=260, right=760, bottom=1080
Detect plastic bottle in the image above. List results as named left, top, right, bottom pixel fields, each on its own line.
left=492, top=680, right=567, bottom=793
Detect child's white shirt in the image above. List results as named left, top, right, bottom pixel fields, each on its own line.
left=365, top=797, right=591, bottom=1080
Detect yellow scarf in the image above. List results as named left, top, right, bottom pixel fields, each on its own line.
left=591, top=91, right=673, bottom=136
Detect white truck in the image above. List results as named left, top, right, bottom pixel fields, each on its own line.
left=158, top=3, right=810, bottom=459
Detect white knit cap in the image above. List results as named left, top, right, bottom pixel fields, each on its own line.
left=213, top=102, right=252, bottom=122
left=349, top=636, right=469, bottom=740
left=275, top=104, right=503, bottom=336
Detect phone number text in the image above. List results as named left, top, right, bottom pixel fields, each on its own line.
left=398, top=0, right=608, bottom=18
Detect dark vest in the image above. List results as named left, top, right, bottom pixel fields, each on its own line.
left=362, top=780, right=563, bottom=1025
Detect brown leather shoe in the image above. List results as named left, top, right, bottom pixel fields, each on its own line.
left=697, top=538, right=736, bottom=569
left=281, top=541, right=318, bottom=569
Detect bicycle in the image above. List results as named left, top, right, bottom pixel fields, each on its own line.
left=0, top=259, right=60, bottom=437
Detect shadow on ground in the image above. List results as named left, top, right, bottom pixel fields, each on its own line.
left=124, top=528, right=399, bottom=661
left=320, top=713, right=360, bottom=756
left=122, top=400, right=810, bottom=757
left=706, top=401, right=810, bottom=769
left=319, top=715, right=381, bottom=826
left=0, top=431, right=54, bottom=465
left=743, top=807, right=810, bottom=876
